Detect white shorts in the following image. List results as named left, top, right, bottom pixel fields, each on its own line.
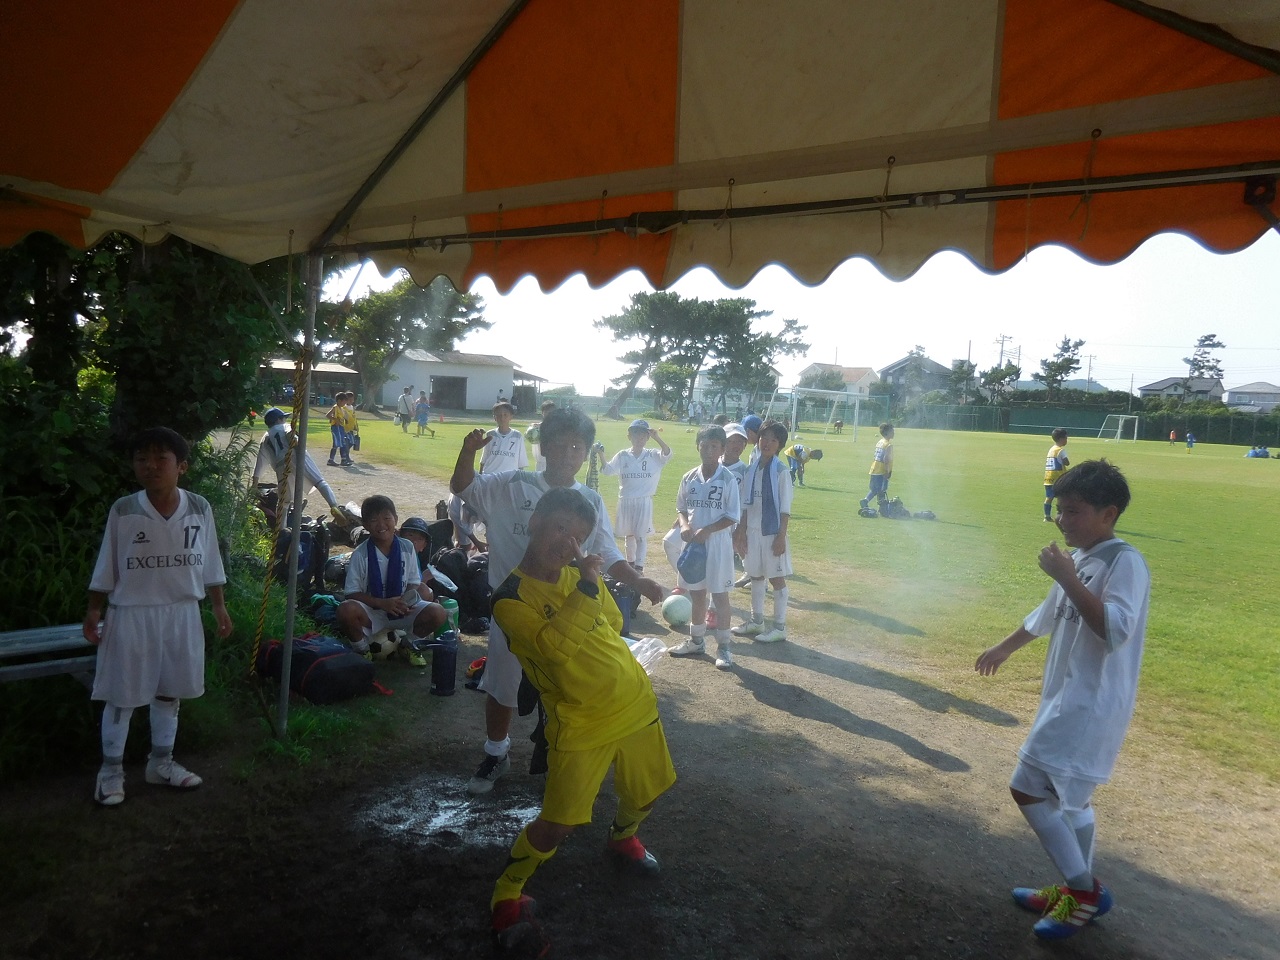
left=744, top=530, right=793, bottom=579
left=661, top=524, right=682, bottom=572
left=677, top=529, right=735, bottom=593
left=354, top=598, right=436, bottom=640
left=91, top=601, right=205, bottom=707
left=615, top=496, right=654, bottom=539
left=1010, top=759, right=1099, bottom=812
left=477, top=619, right=523, bottom=708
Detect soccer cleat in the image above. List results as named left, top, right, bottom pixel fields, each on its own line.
left=858, top=498, right=869, bottom=511
left=144, top=757, right=203, bottom=789
left=754, top=627, right=787, bottom=644
left=95, top=767, right=126, bottom=806
left=732, top=620, right=766, bottom=637
left=668, top=638, right=706, bottom=657
left=714, top=643, right=734, bottom=669
left=467, top=753, right=511, bottom=795
left=491, top=895, right=550, bottom=959
left=1032, top=880, right=1113, bottom=940
left=1012, top=884, right=1063, bottom=914
left=326, top=459, right=338, bottom=466
left=605, top=835, right=661, bottom=877
left=404, top=647, right=428, bottom=668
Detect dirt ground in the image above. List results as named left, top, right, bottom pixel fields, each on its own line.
left=2, top=447, right=1277, bottom=960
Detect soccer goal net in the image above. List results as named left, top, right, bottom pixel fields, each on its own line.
left=1097, top=414, right=1140, bottom=442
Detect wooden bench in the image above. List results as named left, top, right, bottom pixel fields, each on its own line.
left=0, top=624, right=97, bottom=687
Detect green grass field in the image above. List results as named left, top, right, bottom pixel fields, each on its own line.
left=304, top=411, right=1280, bottom=781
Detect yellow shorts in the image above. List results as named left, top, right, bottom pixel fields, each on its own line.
left=540, top=718, right=677, bottom=826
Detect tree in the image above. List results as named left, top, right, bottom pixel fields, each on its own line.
left=797, top=367, right=846, bottom=392
left=1033, top=336, right=1085, bottom=399
left=595, top=292, right=694, bottom=418
left=904, top=345, right=929, bottom=398
left=322, top=273, right=487, bottom=409
left=980, top=360, right=1022, bottom=403
left=1181, top=333, right=1226, bottom=402
left=948, top=359, right=977, bottom=403
left=702, top=309, right=807, bottom=413
left=650, top=360, right=695, bottom=416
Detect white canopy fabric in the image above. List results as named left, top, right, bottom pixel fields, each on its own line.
left=3, top=0, right=1279, bottom=290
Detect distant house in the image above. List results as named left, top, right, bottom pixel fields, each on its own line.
left=1225, top=381, right=1280, bottom=413
left=877, top=354, right=951, bottom=395
left=381, top=349, right=542, bottom=412
left=260, top=358, right=359, bottom=405
left=1138, top=377, right=1226, bottom=402
left=797, top=362, right=879, bottom=397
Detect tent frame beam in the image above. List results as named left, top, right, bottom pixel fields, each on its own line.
left=312, top=0, right=532, bottom=252
left=326, top=162, right=1280, bottom=255
left=1102, top=0, right=1280, bottom=75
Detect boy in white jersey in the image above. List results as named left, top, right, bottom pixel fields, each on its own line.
left=451, top=408, right=664, bottom=795
left=669, top=426, right=741, bottom=669
left=975, top=460, right=1149, bottom=942
left=337, top=495, right=446, bottom=665
left=733, top=421, right=794, bottom=643
left=83, top=428, right=233, bottom=806
left=480, top=401, right=529, bottom=475
left=600, top=418, right=672, bottom=570
left=250, top=407, right=343, bottom=517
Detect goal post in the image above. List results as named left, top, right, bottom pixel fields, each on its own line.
left=1097, top=414, right=1140, bottom=442
left=789, top=387, right=863, bottom=441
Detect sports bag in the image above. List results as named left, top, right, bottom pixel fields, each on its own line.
left=256, top=633, right=379, bottom=704
left=879, top=497, right=912, bottom=519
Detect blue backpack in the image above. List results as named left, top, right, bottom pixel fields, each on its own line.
left=256, top=633, right=382, bottom=704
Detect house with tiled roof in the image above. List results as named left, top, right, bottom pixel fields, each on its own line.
left=797, top=362, right=880, bottom=397
left=1225, top=381, right=1280, bottom=413
left=1138, top=377, right=1225, bottom=402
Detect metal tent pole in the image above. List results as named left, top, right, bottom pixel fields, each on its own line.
left=276, top=252, right=322, bottom=736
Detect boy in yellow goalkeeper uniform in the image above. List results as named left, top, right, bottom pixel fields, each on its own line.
left=487, top=487, right=676, bottom=957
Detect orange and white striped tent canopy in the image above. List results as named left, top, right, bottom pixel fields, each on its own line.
left=3, top=0, right=1278, bottom=291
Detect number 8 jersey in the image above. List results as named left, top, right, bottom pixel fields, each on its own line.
left=90, top=490, right=227, bottom=606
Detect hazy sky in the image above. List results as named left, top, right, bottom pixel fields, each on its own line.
left=330, top=229, right=1279, bottom=396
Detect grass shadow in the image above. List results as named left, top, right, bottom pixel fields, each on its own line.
left=785, top=599, right=925, bottom=636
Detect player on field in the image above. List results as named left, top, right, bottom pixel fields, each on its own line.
left=669, top=425, right=741, bottom=669
left=451, top=408, right=664, bottom=795
left=859, top=422, right=895, bottom=513
left=975, top=460, right=1149, bottom=941
left=487, top=488, right=676, bottom=957
left=733, top=420, right=793, bottom=643
left=83, top=427, right=233, bottom=806
left=599, top=418, right=672, bottom=571
left=479, top=401, right=529, bottom=475
left=250, top=407, right=343, bottom=517
left=1042, top=428, right=1070, bottom=522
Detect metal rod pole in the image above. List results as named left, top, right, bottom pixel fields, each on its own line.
left=276, top=253, right=322, bottom=736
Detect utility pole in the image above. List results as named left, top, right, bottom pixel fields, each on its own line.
left=995, top=333, right=1013, bottom=366
left=1085, top=354, right=1095, bottom=394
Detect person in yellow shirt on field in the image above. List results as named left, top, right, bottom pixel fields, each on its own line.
left=859, top=423, right=895, bottom=513
left=1043, top=428, right=1070, bottom=522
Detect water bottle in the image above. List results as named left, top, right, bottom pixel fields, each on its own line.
left=438, top=598, right=460, bottom=635
left=428, top=629, right=459, bottom=696
left=626, top=637, right=668, bottom=675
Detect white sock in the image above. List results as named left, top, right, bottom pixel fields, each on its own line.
left=750, top=580, right=767, bottom=622
left=149, top=697, right=181, bottom=754
left=484, top=737, right=510, bottom=758
left=772, top=586, right=789, bottom=627
left=100, top=703, right=135, bottom=764
left=714, top=629, right=732, bottom=646
left=633, top=538, right=647, bottom=569
left=1020, top=799, right=1092, bottom=890
left=689, top=623, right=706, bottom=642
left=1063, top=806, right=1097, bottom=873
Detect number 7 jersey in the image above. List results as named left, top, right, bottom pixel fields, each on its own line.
left=89, top=490, right=227, bottom=606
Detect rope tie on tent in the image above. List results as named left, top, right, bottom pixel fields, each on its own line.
left=593, top=190, right=608, bottom=252
left=875, top=157, right=896, bottom=256
left=1023, top=183, right=1035, bottom=262
left=1068, top=130, right=1102, bottom=241
left=406, top=216, right=418, bottom=261
left=493, top=205, right=504, bottom=251
left=285, top=231, right=294, bottom=314
left=714, top=179, right=735, bottom=263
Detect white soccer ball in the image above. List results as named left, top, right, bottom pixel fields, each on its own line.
left=368, top=631, right=401, bottom=661
left=661, top=593, right=693, bottom=628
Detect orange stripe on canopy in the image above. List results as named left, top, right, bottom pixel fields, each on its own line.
left=463, top=0, right=679, bottom=291
left=998, top=0, right=1270, bottom=119
left=991, top=117, right=1280, bottom=269
left=0, top=2, right=240, bottom=193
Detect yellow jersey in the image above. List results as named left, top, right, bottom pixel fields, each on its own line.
left=1044, top=443, right=1069, bottom=485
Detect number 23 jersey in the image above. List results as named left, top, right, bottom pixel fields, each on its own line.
left=90, top=490, right=227, bottom=606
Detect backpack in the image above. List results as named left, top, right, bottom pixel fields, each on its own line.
left=429, top=547, right=493, bottom=631
left=879, top=497, right=912, bottom=519
left=273, top=516, right=329, bottom=597
left=255, top=633, right=381, bottom=704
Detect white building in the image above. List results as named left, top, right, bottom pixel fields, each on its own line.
left=380, top=349, right=535, bottom=411
left=797, top=362, right=879, bottom=397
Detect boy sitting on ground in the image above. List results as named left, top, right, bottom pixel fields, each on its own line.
left=337, top=495, right=446, bottom=665
left=487, top=487, right=676, bottom=957
left=975, top=460, right=1149, bottom=941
